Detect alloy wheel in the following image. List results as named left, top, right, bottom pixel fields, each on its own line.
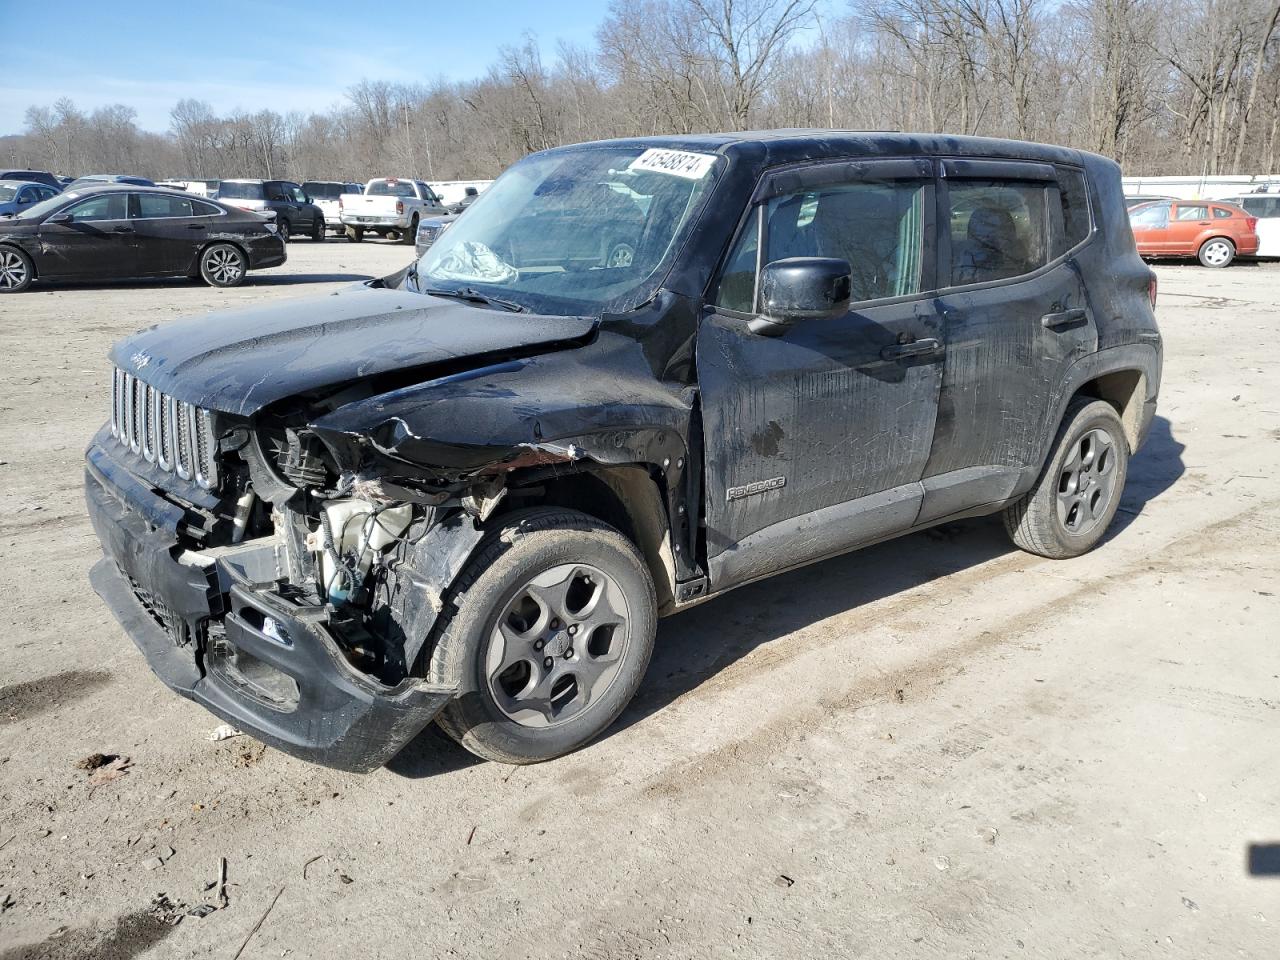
left=0, top=249, right=28, bottom=289
left=1056, top=428, right=1118, bottom=535
left=486, top=563, right=631, bottom=728
left=607, top=243, right=635, bottom=267
left=204, top=247, right=244, bottom=285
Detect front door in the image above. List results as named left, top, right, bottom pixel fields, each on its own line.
left=920, top=160, right=1098, bottom=523
left=698, top=159, right=943, bottom=589
left=1129, top=201, right=1173, bottom=254
left=35, top=192, right=135, bottom=280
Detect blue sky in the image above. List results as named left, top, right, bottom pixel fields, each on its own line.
left=0, top=0, right=614, bottom=135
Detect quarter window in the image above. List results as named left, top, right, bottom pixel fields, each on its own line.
left=1212, top=206, right=1234, bottom=219
left=716, top=177, right=927, bottom=311
left=191, top=199, right=222, bottom=216
left=948, top=180, right=1049, bottom=285
left=1055, top=167, right=1091, bottom=253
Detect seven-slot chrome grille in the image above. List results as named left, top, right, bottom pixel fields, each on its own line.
left=110, top=368, right=219, bottom=489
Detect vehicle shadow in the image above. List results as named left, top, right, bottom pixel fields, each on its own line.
left=387, top=414, right=1185, bottom=777
left=249, top=272, right=374, bottom=285
left=37, top=273, right=373, bottom=292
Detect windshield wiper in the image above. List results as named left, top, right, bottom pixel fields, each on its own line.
left=421, top=286, right=528, bottom=313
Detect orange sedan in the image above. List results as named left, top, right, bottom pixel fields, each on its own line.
left=1128, top=200, right=1259, bottom=267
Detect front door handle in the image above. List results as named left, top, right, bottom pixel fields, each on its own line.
left=113, top=226, right=135, bottom=234
left=881, top=337, right=942, bottom=361
left=1041, top=308, right=1087, bottom=330
left=187, top=223, right=206, bottom=230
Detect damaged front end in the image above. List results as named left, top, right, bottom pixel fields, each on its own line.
left=84, top=381, right=496, bottom=772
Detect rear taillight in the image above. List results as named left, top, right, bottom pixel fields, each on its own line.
left=396, top=200, right=404, bottom=215
left=1148, top=274, right=1158, bottom=310
left=1246, top=216, right=1258, bottom=231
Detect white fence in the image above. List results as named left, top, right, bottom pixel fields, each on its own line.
left=1122, top=175, right=1280, bottom=200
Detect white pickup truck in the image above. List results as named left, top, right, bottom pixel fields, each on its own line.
left=338, top=178, right=448, bottom=244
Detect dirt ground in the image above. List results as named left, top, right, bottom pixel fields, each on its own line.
left=0, top=239, right=1277, bottom=960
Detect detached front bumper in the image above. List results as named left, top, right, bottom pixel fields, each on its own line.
left=84, top=442, right=453, bottom=772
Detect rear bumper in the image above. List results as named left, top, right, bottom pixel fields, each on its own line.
left=341, top=214, right=411, bottom=229
left=84, top=442, right=452, bottom=772
left=246, top=234, right=287, bottom=269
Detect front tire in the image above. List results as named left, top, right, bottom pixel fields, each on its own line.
left=1198, top=237, right=1234, bottom=268
left=0, top=246, right=34, bottom=293
left=311, top=216, right=325, bottom=241
left=199, top=243, right=247, bottom=288
left=1003, top=398, right=1129, bottom=559
left=277, top=219, right=291, bottom=243
left=430, top=508, right=657, bottom=764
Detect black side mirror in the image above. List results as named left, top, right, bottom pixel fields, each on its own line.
left=750, top=257, right=851, bottom=336
left=48, top=212, right=73, bottom=224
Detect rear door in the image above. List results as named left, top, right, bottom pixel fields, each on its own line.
left=698, top=158, right=943, bottom=588
left=922, top=160, right=1098, bottom=523
left=1168, top=202, right=1210, bottom=255
left=130, top=192, right=201, bottom=274
left=35, top=192, right=135, bottom=279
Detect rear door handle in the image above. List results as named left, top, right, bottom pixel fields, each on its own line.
left=1041, top=308, right=1087, bottom=330
left=881, top=337, right=942, bottom=361
left=113, top=226, right=135, bottom=234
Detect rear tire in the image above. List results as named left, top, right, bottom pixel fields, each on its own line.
left=1198, top=237, right=1234, bottom=268
left=430, top=508, right=657, bottom=764
left=277, top=220, right=291, bottom=243
left=199, top=243, right=247, bottom=288
left=1003, top=398, right=1129, bottom=559
left=403, top=214, right=419, bottom=245
left=0, top=246, right=34, bottom=293
left=346, top=227, right=364, bottom=243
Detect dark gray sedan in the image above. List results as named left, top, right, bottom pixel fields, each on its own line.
left=0, top=185, right=286, bottom=292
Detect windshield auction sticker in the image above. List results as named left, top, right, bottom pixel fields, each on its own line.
left=627, top=148, right=717, bottom=180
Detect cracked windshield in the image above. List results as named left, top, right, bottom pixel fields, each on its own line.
left=414, top=146, right=721, bottom=315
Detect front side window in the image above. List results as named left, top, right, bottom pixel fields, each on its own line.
left=289, top=186, right=307, bottom=203
left=63, top=194, right=128, bottom=222
left=1130, top=202, right=1171, bottom=227
left=416, top=145, right=721, bottom=316
left=716, top=176, right=927, bottom=312
left=134, top=194, right=194, bottom=219
left=948, top=180, right=1049, bottom=285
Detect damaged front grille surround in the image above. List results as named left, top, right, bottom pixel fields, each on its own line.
left=110, top=367, right=220, bottom=489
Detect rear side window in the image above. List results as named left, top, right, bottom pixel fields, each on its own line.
left=135, top=194, right=194, bottom=219
left=716, top=175, right=927, bottom=311
left=1237, top=197, right=1277, bottom=217
left=948, top=180, right=1048, bottom=285
left=1175, top=204, right=1208, bottom=220
left=1056, top=167, right=1091, bottom=253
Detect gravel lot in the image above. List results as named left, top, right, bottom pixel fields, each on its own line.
left=0, top=240, right=1277, bottom=959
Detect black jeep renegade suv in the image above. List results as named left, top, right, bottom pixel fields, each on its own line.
left=85, top=132, right=1161, bottom=770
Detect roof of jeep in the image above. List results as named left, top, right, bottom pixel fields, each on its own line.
left=542, top=129, right=1091, bottom=168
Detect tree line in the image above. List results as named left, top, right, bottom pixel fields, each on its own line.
left=3, top=0, right=1278, bottom=183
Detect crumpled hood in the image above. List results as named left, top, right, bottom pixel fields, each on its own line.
left=109, top=285, right=597, bottom=416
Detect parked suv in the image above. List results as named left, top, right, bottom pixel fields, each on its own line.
left=1213, top=192, right=1280, bottom=258
left=217, top=179, right=325, bottom=241
left=1128, top=198, right=1259, bottom=266
left=85, top=132, right=1161, bottom=772
left=0, top=169, right=62, bottom=190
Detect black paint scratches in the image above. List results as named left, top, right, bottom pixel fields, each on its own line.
left=0, top=670, right=112, bottom=725
left=750, top=420, right=785, bottom=457
left=0, top=911, right=175, bottom=960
